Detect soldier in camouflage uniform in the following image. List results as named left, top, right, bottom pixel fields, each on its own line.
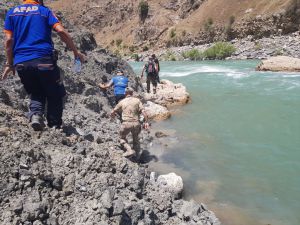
left=111, top=87, right=149, bottom=158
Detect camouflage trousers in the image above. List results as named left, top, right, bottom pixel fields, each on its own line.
left=120, top=121, right=141, bottom=153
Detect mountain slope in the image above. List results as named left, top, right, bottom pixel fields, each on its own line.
left=50, top=0, right=299, bottom=53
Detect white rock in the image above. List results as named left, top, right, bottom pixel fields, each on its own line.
left=256, top=56, right=300, bottom=72
left=144, top=101, right=171, bottom=121
left=157, top=172, right=183, bottom=199
left=143, top=79, right=190, bottom=107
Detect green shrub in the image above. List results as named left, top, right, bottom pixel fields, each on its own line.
left=142, top=45, right=149, bottom=51
left=274, top=49, right=284, bottom=56
left=254, top=42, right=262, bottom=50
left=182, top=49, right=203, bottom=60
left=204, top=17, right=214, bottom=32
left=225, top=15, right=235, bottom=40
left=169, top=28, right=176, bottom=39
left=131, top=53, right=139, bottom=61
left=129, top=45, right=136, bottom=52
left=164, top=50, right=177, bottom=61
left=139, top=1, right=149, bottom=22
left=116, top=39, right=122, bottom=47
left=229, top=15, right=235, bottom=26
left=203, top=42, right=236, bottom=60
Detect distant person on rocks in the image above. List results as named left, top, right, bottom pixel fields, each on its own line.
left=152, top=54, right=160, bottom=83
left=1, top=0, right=85, bottom=131
left=111, top=87, right=149, bottom=158
left=99, top=69, right=128, bottom=104
left=141, top=57, right=158, bottom=94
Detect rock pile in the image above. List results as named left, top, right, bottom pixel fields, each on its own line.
left=0, top=3, right=219, bottom=225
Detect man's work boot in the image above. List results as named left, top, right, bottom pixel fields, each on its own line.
left=30, top=114, right=43, bottom=131
left=123, top=149, right=136, bottom=158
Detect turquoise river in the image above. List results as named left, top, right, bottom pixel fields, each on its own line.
left=130, top=60, right=300, bottom=225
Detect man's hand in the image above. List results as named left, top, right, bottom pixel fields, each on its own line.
left=98, top=83, right=105, bottom=89
left=1, top=66, right=15, bottom=81
left=143, top=122, right=150, bottom=130
left=110, top=110, right=116, bottom=119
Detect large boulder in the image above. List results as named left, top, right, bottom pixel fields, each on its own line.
left=144, top=101, right=171, bottom=121
left=256, top=56, right=300, bottom=72
left=144, top=80, right=190, bottom=107
left=157, top=172, right=183, bottom=199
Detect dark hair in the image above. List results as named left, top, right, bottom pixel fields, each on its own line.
left=151, top=54, right=156, bottom=58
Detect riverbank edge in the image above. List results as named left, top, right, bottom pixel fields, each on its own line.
left=127, top=31, right=300, bottom=62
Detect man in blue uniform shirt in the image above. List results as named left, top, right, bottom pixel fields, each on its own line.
left=1, top=0, right=85, bottom=131
left=99, top=69, right=129, bottom=104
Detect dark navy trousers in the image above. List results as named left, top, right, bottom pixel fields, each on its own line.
left=16, top=57, right=66, bottom=128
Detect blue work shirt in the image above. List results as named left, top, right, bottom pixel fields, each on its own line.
left=4, top=2, right=60, bottom=65
left=112, top=76, right=128, bottom=95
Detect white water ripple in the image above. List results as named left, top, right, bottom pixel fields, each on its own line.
left=160, top=65, right=249, bottom=79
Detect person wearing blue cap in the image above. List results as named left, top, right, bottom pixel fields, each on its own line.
left=99, top=69, right=129, bottom=104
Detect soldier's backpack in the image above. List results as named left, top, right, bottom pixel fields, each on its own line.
left=147, top=60, right=156, bottom=75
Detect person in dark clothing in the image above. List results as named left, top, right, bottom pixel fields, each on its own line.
left=2, top=0, right=85, bottom=131
left=141, top=57, right=158, bottom=94
left=152, top=54, right=160, bottom=83
left=98, top=69, right=129, bottom=104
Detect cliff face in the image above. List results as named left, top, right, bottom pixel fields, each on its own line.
left=49, top=0, right=300, bottom=52
left=0, top=2, right=219, bottom=225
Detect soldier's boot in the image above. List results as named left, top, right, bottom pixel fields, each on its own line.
left=120, top=139, right=136, bottom=157
left=31, top=114, right=44, bottom=131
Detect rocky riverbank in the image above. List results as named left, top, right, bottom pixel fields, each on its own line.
left=131, top=31, right=300, bottom=61
left=0, top=3, right=219, bottom=225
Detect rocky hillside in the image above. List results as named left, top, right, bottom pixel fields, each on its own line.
left=50, top=0, right=300, bottom=53
left=0, top=2, right=219, bottom=225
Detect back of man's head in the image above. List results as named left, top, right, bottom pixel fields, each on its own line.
left=116, top=69, right=124, bottom=76
left=125, top=87, right=134, bottom=95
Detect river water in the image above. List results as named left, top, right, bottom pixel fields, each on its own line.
left=129, top=60, right=300, bottom=225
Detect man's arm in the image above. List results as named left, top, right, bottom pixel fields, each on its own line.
left=111, top=102, right=122, bottom=118
left=54, top=24, right=85, bottom=63
left=99, top=80, right=113, bottom=90
left=141, top=109, right=149, bottom=129
left=139, top=101, right=149, bottom=129
left=1, top=31, right=15, bottom=80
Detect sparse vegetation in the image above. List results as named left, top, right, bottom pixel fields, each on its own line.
left=274, top=49, right=284, bottom=56
left=254, top=42, right=262, bottom=51
left=129, top=45, right=136, bottom=52
left=164, top=50, right=177, bottom=61
left=113, top=49, right=121, bottom=57
left=142, top=45, right=149, bottom=51
left=110, top=40, right=115, bottom=46
left=181, top=30, right=187, bottom=37
left=139, top=0, right=149, bottom=22
left=182, top=49, right=203, bottom=60
left=225, top=16, right=235, bottom=40
left=131, top=53, right=140, bottom=61
left=116, top=39, right=122, bottom=47
left=204, top=17, right=214, bottom=32
left=169, top=28, right=177, bottom=39
left=203, top=42, right=236, bottom=59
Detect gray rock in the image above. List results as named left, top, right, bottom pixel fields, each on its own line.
left=101, top=190, right=113, bottom=209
